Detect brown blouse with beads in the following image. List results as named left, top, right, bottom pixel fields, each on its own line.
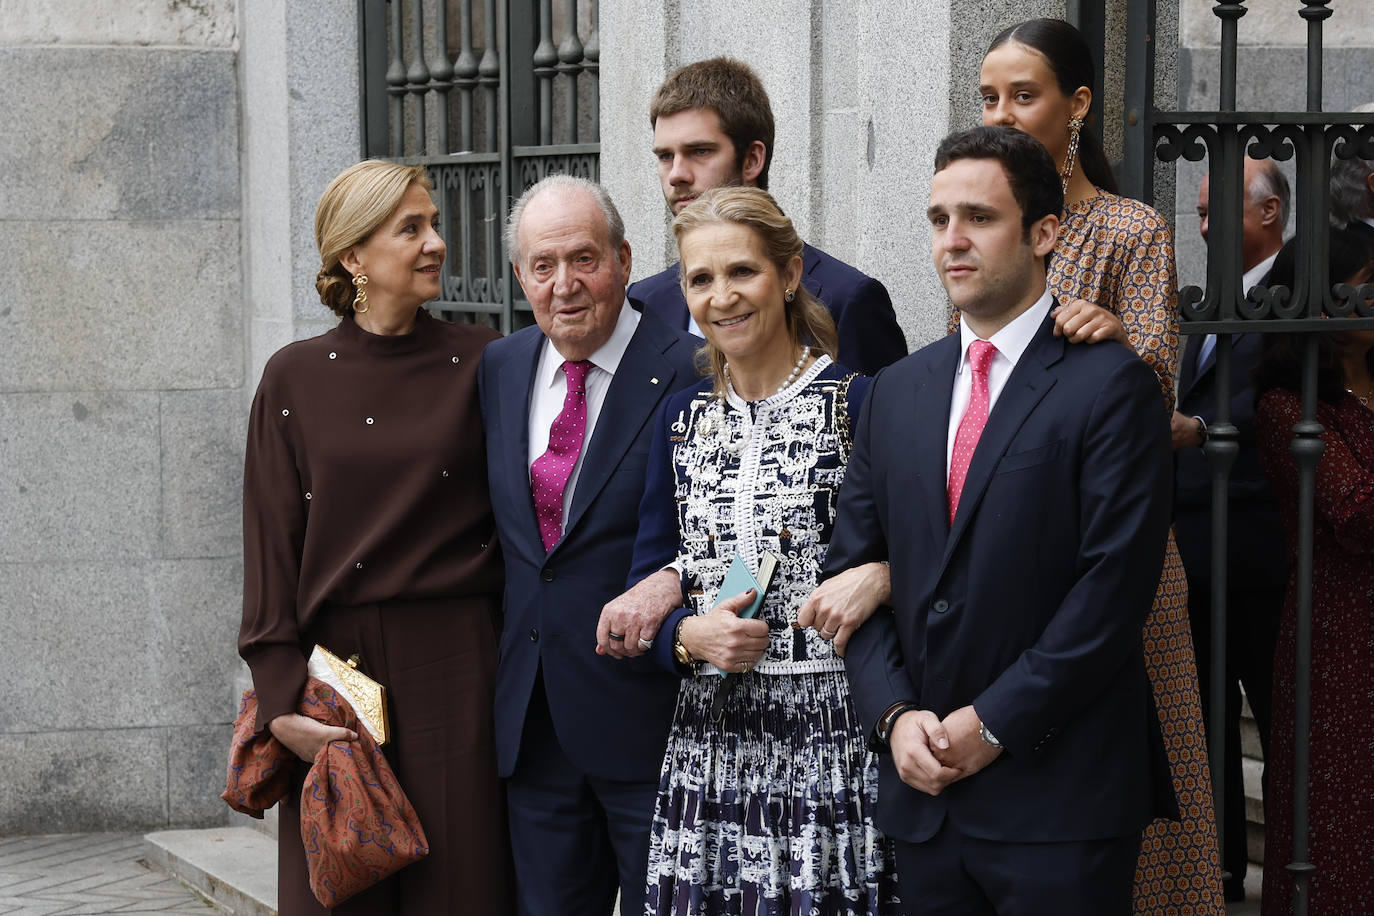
left=238, top=308, right=503, bottom=729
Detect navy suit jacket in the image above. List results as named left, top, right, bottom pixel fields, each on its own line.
left=478, top=304, right=700, bottom=782
left=627, top=242, right=908, bottom=375
left=1174, top=330, right=1286, bottom=591
left=829, top=309, right=1175, bottom=845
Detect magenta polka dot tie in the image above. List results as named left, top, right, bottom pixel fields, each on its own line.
left=947, top=340, right=998, bottom=526
left=531, top=360, right=593, bottom=552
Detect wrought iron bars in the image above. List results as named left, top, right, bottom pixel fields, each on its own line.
left=360, top=0, right=600, bottom=331
left=374, top=0, right=604, bottom=158
left=1151, top=3, right=1373, bottom=913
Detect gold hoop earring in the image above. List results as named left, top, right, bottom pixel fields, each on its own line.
left=784, top=288, right=795, bottom=303
left=352, top=274, right=369, bottom=313
left=1061, top=117, right=1084, bottom=196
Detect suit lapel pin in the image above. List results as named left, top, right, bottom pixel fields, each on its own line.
left=650, top=377, right=660, bottom=385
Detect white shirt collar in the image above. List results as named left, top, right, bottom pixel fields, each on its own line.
left=956, top=287, right=1052, bottom=373
left=1243, top=251, right=1280, bottom=293
left=537, top=297, right=641, bottom=389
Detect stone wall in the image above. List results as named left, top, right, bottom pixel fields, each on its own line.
left=0, top=2, right=244, bottom=831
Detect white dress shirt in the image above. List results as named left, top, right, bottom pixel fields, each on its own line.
left=947, top=289, right=1054, bottom=478
left=527, top=300, right=641, bottom=528
left=1195, top=250, right=1279, bottom=369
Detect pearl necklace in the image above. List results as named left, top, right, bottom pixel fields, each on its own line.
left=723, top=345, right=811, bottom=400
left=716, top=346, right=811, bottom=455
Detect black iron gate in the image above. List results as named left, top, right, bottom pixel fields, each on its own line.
left=1144, top=3, right=1373, bottom=914
left=359, top=0, right=600, bottom=332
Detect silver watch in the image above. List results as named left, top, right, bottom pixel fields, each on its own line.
left=979, top=722, right=1002, bottom=748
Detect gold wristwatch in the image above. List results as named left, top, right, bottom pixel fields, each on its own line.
left=672, top=617, right=695, bottom=668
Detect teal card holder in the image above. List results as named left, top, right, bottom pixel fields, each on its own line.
left=700, top=552, right=778, bottom=677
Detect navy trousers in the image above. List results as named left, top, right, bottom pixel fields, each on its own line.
left=893, top=817, right=1140, bottom=916
left=506, top=671, right=661, bottom=916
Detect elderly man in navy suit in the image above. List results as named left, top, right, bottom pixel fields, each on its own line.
left=1174, top=158, right=1289, bottom=902
left=628, top=57, right=907, bottom=375
left=478, top=174, right=698, bottom=916
left=826, top=126, right=1175, bottom=915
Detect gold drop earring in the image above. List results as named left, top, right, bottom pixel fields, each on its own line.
left=352, top=274, right=370, bottom=314
left=1061, top=116, right=1084, bottom=195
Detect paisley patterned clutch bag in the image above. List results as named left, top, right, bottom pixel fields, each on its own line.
left=307, top=645, right=390, bottom=746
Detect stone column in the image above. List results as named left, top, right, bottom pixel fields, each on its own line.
left=240, top=0, right=364, bottom=391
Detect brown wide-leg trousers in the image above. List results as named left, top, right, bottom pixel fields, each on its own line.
left=277, top=596, right=513, bottom=915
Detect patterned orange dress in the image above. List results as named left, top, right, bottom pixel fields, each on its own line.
left=1053, top=191, right=1224, bottom=915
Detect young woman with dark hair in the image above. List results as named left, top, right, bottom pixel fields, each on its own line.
left=976, top=18, right=1225, bottom=914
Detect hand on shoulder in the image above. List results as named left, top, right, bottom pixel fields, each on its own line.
left=1051, top=298, right=1129, bottom=347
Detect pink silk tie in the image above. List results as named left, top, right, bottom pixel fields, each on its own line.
left=947, top=340, right=998, bottom=525
left=531, top=360, right=593, bottom=552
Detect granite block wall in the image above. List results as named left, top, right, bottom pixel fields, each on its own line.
left=0, top=8, right=244, bottom=832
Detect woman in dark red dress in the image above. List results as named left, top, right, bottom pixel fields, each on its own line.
left=238, top=160, right=511, bottom=914
left=1254, top=228, right=1374, bottom=915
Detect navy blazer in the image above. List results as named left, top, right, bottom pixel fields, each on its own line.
left=477, top=304, right=701, bottom=782
left=627, top=242, right=908, bottom=375
left=829, top=310, right=1175, bottom=845
left=1174, top=330, right=1286, bottom=591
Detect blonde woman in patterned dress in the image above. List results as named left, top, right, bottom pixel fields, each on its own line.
left=613, top=186, right=900, bottom=915
left=975, top=18, right=1225, bottom=915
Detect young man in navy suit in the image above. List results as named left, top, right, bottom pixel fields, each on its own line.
left=478, top=175, right=698, bottom=916
left=826, top=126, right=1175, bottom=914
left=628, top=57, right=907, bottom=375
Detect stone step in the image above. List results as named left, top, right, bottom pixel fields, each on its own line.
left=1243, top=755, right=1267, bottom=864
left=144, top=827, right=277, bottom=916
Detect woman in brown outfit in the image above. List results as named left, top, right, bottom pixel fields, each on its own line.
left=238, top=160, right=511, bottom=914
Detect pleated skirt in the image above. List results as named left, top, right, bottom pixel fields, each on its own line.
left=644, top=669, right=900, bottom=916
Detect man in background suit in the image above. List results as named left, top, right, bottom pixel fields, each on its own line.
left=479, top=174, right=698, bottom=915
left=1173, top=157, right=1289, bottom=901
left=828, top=126, right=1174, bottom=914
left=628, top=57, right=907, bottom=375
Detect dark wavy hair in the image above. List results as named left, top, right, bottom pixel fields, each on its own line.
left=935, top=126, right=1064, bottom=235
left=1253, top=227, right=1374, bottom=404
left=987, top=18, right=1120, bottom=195
left=651, top=58, right=776, bottom=191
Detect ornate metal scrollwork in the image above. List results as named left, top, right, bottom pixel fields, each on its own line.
left=1242, top=123, right=1299, bottom=163
left=1154, top=123, right=1214, bottom=164
left=1330, top=123, right=1374, bottom=163
left=1156, top=125, right=1218, bottom=322
left=1330, top=282, right=1374, bottom=319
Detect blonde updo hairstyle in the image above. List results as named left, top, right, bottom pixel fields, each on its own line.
left=314, top=160, right=434, bottom=317
left=671, top=186, right=838, bottom=396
